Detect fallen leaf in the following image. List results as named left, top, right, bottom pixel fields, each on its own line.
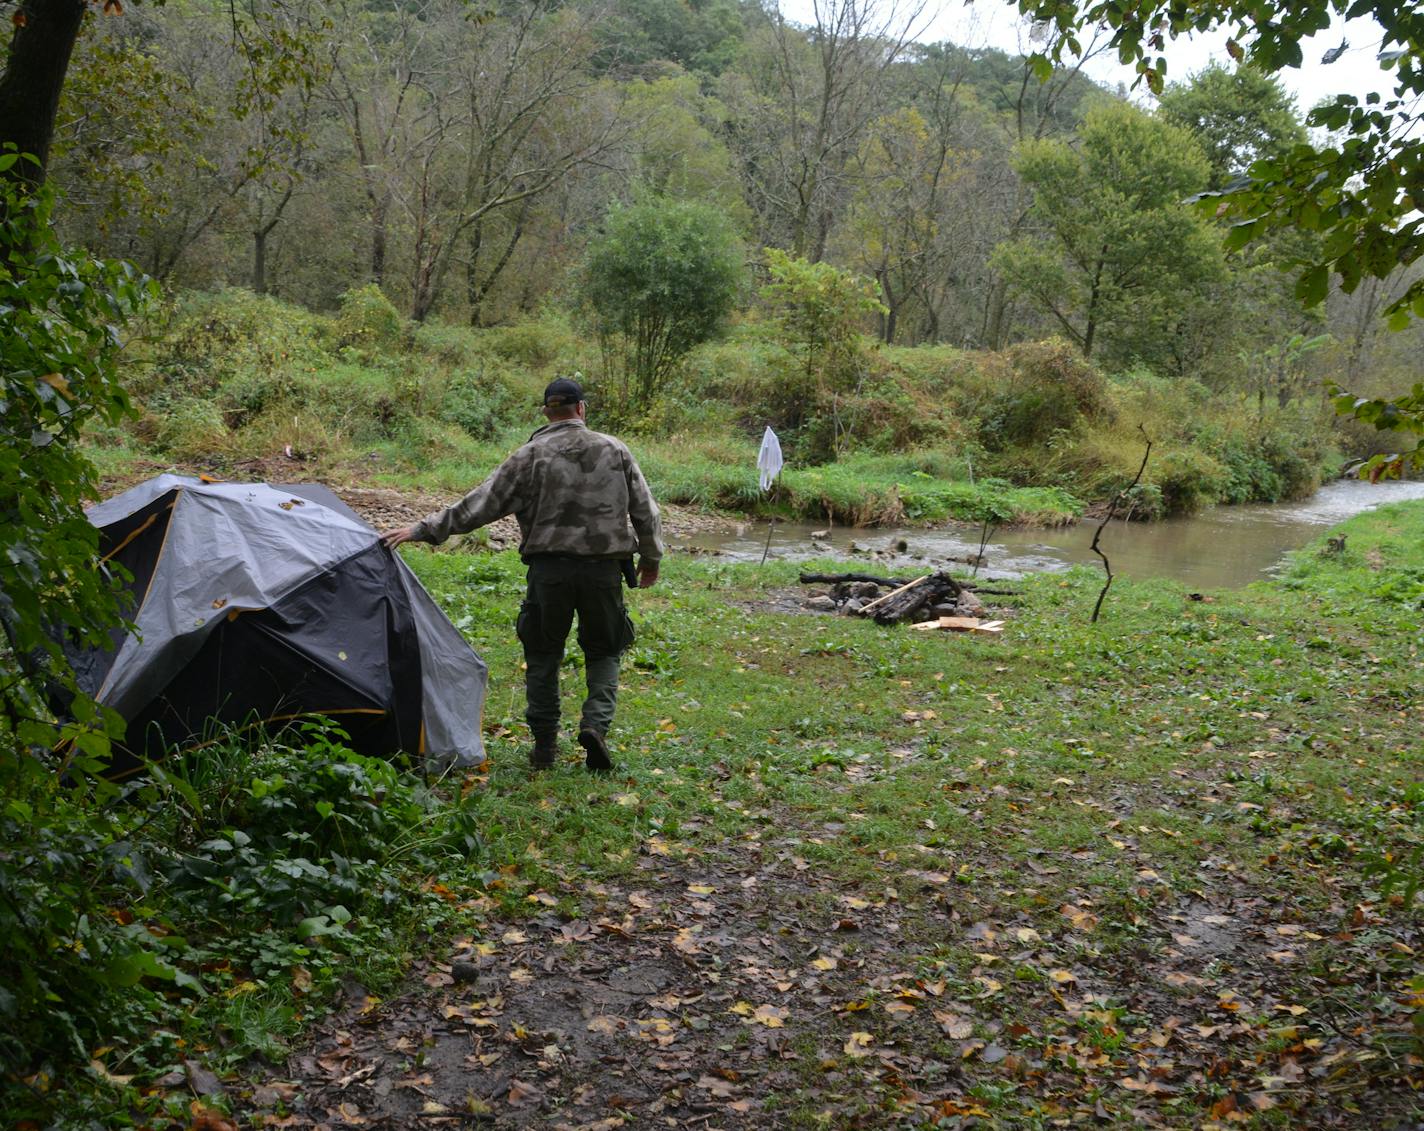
left=88, top=1059, right=134, bottom=1087
left=696, top=1073, right=737, bottom=1097
left=935, top=1011, right=974, bottom=1040
left=844, top=1032, right=874, bottom=1058
left=184, top=1059, right=225, bottom=1098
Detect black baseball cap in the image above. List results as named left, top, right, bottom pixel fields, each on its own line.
left=542, top=377, right=584, bottom=407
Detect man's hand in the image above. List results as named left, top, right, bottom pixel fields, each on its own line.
left=381, top=525, right=418, bottom=550
left=637, top=560, right=660, bottom=589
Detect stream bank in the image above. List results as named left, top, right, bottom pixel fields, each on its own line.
left=672, top=479, right=1424, bottom=590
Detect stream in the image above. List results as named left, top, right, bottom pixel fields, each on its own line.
left=673, top=478, right=1424, bottom=590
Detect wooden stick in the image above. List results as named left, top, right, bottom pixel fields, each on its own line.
left=856, top=574, right=929, bottom=615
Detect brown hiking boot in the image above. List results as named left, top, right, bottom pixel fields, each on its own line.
left=529, top=732, right=558, bottom=769
left=578, top=729, right=613, bottom=772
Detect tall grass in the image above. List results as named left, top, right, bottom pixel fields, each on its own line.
left=108, top=289, right=1343, bottom=523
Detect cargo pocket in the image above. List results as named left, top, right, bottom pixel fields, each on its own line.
left=516, top=600, right=539, bottom=648
left=618, top=609, right=636, bottom=653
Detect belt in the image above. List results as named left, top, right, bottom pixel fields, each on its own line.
left=523, top=553, right=628, bottom=562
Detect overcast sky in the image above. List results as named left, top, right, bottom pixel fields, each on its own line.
left=780, top=0, right=1401, bottom=114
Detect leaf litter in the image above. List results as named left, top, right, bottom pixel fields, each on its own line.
left=237, top=771, right=1423, bottom=1129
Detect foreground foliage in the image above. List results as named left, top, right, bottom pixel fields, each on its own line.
left=1013, top=0, right=1424, bottom=328
left=0, top=724, right=483, bottom=1125
left=0, top=158, right=153, bottom=749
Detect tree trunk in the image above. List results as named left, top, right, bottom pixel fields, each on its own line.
left=982, top=276, right=1008, bottom=349
left=876, top=268, right=897, bottom=345
left=0, top=0, right=85, bottom=198
left=466, top=202, right=527, bottom=328
left=254, top=228, right=268, bottom=294
left=370, top=195, right=388, bottom=285
left=252, top=182, right=295, bottom=295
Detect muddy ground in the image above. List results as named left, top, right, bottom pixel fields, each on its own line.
left=238, top=768, right=1422, bottom=1130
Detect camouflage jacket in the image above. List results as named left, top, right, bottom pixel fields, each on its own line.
left=410, top=419, right=663, bottom=562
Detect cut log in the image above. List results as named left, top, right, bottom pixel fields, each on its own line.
left=863, top=572, right=964, bottom=624
left=857, top=575, right=930, bottom=616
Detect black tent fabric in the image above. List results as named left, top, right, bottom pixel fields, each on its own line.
left=76, top=475, right=487, bottom=775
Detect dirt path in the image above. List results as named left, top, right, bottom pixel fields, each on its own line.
left=241, top=775, right=1422, bottom=1130
left=98, top=460, right=738, bottom=550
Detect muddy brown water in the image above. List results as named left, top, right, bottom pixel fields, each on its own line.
left=674, top=479, right=1424, bottom=590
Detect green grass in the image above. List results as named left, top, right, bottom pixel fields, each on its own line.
left=41, top=289, right=1417, bottom=1123
left=397, top=501, right=1424, bottom=915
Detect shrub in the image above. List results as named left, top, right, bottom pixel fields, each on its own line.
left=761, top=249, right=885, bottom=391
left=333, top=284, right=407, bottom=355
left=307, top=362, right=420, bottom=441
left=0, top=722, right=483, bottom=1122
left=154, top=396, right=231, bottom=459
left=440, top=363, right=540, bottom=441
left=484, top=314, right=578, bottom=372
left=978, top=340, right=1111, bottom=451
left=150, top=287, right=326, bottom=393
left=0, top=163, right=152, bottom=755
left=1148, top=446, right=1229, bottom=515
left=581, top=196, right=745, bottom=417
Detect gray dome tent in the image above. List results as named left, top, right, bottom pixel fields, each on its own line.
left=77, top=475, right=486, bottom=775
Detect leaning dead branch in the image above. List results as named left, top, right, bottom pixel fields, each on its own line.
left=1090, top=426, right=1152, bottom=624
left=798, top=571, right=916, bottom=588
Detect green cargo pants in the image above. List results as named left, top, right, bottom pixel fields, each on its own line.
left=516, top=557, right=635, bottom=739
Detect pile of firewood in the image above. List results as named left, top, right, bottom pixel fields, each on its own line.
left=798, top=571, right=1006, bottom=633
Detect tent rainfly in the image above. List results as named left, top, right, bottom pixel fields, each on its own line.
left=74, top=475, right=486, bottom=776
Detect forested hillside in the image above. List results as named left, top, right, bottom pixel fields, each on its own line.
left=45, top=0, right=1420, bottom=413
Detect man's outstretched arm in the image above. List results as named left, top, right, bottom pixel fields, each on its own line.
left=381, top=525, right=418, bottom=549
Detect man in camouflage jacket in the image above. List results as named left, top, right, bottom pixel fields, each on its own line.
left=382, top=377, right=663, bottom=771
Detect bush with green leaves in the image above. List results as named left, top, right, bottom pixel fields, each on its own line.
left=580, top=196, right=744, bottom=418
left=0, top=154, right=153, bottom=753
left=440, top=362, right=539, bottom=441
left=0, top=721, right=484, bottom=1123
left=333, top=283, right=408, bottom=356
left=760, top=249, right=885, bottom=389
left=144, top=286, right=326, bottom=399
left=160, top=727, right=480, bottom=976
left=976, top=338, right=1111, bottom=451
